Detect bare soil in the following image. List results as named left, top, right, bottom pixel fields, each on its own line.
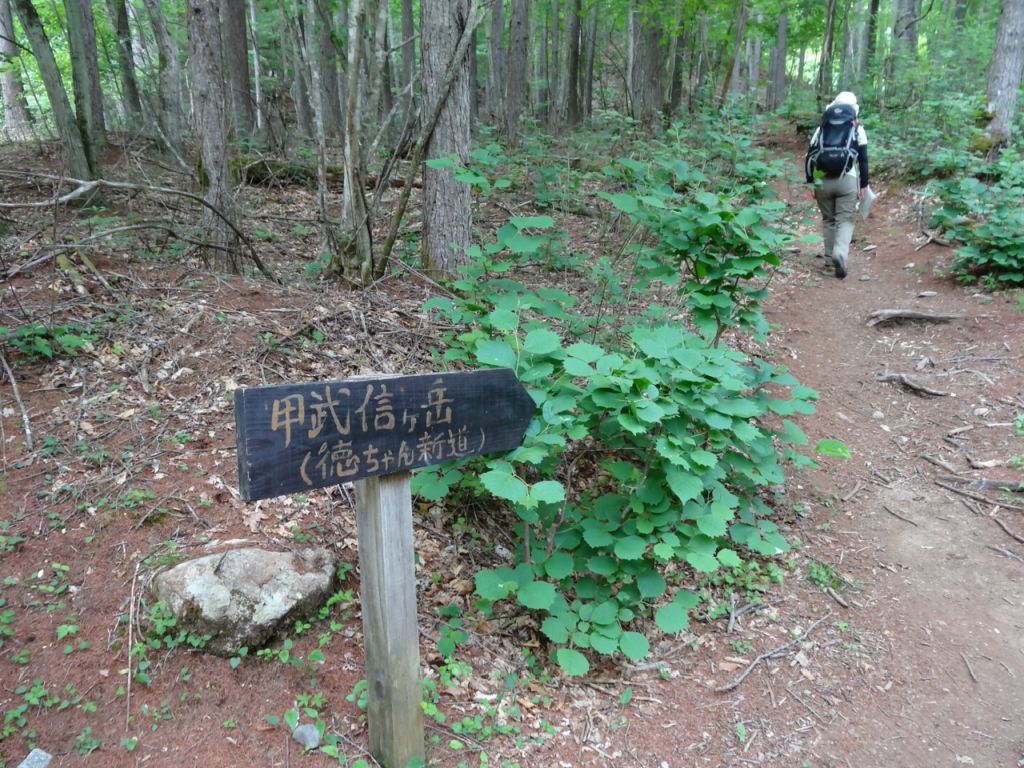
left=0, top=136, right=1022, bottom=768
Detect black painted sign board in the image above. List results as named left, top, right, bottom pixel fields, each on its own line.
left=235, top=368, right=536, bottom=501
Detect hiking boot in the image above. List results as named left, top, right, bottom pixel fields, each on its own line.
left=834, top=254, right=848, bottom=279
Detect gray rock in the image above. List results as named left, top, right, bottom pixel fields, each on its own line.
left=872, top=410, right=885, bottom=420
left=17, top=749, right=53, bottom=768
left=152, top=548, right=337, bottom=656
left=292, top=724, right=322, bottom=750
left=859, top=275, right=871, bottom=282
left=918, top=290, right=938, bottom=298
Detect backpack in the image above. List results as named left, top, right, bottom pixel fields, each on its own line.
left=806, top=103, right=858, bottom=179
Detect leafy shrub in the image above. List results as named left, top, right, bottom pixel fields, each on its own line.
left=0, top=322, right=100, bottom=362
left=930, top=149, right=1024, bottom=286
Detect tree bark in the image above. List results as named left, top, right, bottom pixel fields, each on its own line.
left=487, top=0, right=506, bottom=122
left=314, top=0, right=342, bottom=138
left=720, top=0, right=746, bottom=104
left=221, top=0, right=254, bottom=136
left=0, top=0, right=33, bottom=139
left=248, top=0, right=264, bottom=132
left=504, top=0, right=528, bottom=144
left=863, top=0, right=880, bottom=76
left=629, top=0, right=664, bottom=127
left=421, top=0, right=472, bottom=277
left=106, top=0, right=142, bottom=126
left=565, top=0, right=582, bottom=124
left=11, top=0, right=93, bottom=178
left=766, top=11, right=787, bottom=110
left=816, top=0, right=837, bottom=106
left=187, top=0, right=241, bottom=271
left=582, top=3, right=597, bottom=118
left=142, top=0, right=185, bottom=155
left=64, top=0, right=106, bottom=144
left=549, top=0, right=561, bottom=125
left=986, top=0, right=1024, bottom=144
left=400, top=0, right=415, bottom=123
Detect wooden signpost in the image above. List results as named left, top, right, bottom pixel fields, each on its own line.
left=236, top=369, right=535, bottom=767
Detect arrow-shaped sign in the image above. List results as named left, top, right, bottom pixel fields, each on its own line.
left=235, top=368, right=535, bottom=501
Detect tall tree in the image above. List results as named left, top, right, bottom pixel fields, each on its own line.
left=862, top=0, right=880, bottom=77
left=766, top=10, right=788, bottom=110
left=421, top=0, right=473, bottom=276
left=142, top=0, right=185, bottom=155
left=221, top=0, right=254, bottom=136
left=504, top=0, right=528, bottom=143
left=629, top=0, right=664, bottom=126
left=399, top=0, right=415, bottom=123
left=486, top=0, right=506, bottom=121
left=106, top=0, right=142, bottom=127
left=64, top=0, right=106, bottom=143
left=565, top=0, right=582, bottom=124
left=581, top=5, right=597, bottom=117
left=721, top=0, right=747, bottom=102
left=0, top=0, right=33, bottom=139
left=816, top=0, right=838, bottom=104
left=985, top=0, right=1024, bottom=144
left=187, top=0, right=241, bottom=271
left=11, top=0, right=94, bottom=179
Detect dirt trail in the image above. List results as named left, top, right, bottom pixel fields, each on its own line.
left=763, top=156, right=1024, bottom=766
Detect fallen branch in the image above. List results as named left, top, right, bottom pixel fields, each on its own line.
left=715, top=611, right=832, bottom=693
left=0, top=347, right=33, bottom=451
left=934, top=480, right=1024, bottom=512
left=882, top=504, right=920, bottom=527
left=876, top=372, right=949, bottom=396
left=960, top=651, right=978, bottom=683
left=937, top=475, right=1023, bottom=494
left=993, top=517, right=1024, bottom=545
left=987, top=545, right=1024, bottom=565
left=866, top=309, right=963, bottom=327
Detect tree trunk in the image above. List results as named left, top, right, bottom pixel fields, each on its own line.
left=221, top=0, right=254, bottom=137
left=816, top=0, right=837, bottom=106
left=765, top=11, right=787, bottom=110
left=582, top=5, right=597, bottom=118
left=549, top=0, right=561, bottom=125
left=142, top=0, right=185, bottom=155
left=421, top=0, right=472, bottom=277
left=106, top=0, right=142, bottom=126
left=629, top=0, right=663, bottom=127
left=0, top=0, right=33, bottom=139
left=287, top=0, right=314, bottom=136
left=248, top=0, right=264, bottom=132
left=400, top=0, right=415, bottom=122
left=863, top=0, right=880, bottom=76
left=986, top=0, right=1024, bottom=144
left=565, top=0, right=581, bottom=125
left=720, top=0, right=746, bottom=104
left=11, top=0, right=94, bottom=178
left=487, top=0, right=506, bottom=122
left=504, top=0, right=528, bottom=144
left=187, top=0, right=241, bottom=272
left=64, top=0, right=106, bottom=145
left=315, top=0, right=342, bottom=138
left=536, top=2, right=549, bottom=119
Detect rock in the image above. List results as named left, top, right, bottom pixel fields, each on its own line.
left=292, top=724, right=322, bottom=750
left=872, top=410, right=885, bottom=420
left=17, top=749, right=53, bottom=768
left=859, top=275, right=871, bottom=281
left=904, top=262, right=915, bottom=270
left=918, top=290, right=938, bottom=298
left=862, top=244, right=878, bottom=252
left=152, top=548, right=338, bottom=656
left=972, top=407, right=990, bottom=417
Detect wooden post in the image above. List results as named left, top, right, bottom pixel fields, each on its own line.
left=355, top=472, right=424, bottom=767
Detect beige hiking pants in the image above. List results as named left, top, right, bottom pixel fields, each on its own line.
left=814, top=173, right=859, bottom=270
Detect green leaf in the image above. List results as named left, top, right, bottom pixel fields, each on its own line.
left=565, top=342, right=605, bottom=362
left=716, top=548, right=742, bottom=567
left=544, top=551, right=575, bottom=580
left=614, top=536, right=647, bottom=560
left=480, top=469, right=528, bottom=504
left=620, top=686, right=634, bottom=706
left=591, top=600, right=618, bottom=625
left=618, top=631, right=649, bottom=661
left=582, top=527, right=614, bottom=548
left=636, top=570, right=666, bottom=598
left=685, top=551, right=719, bottom=573
left=510, top=215, right=555, bottom=229
left=517, top=581, right=557, bottom=610
left=590, top=633, right=620, bottom=655
left=603, top=192, right=638, bottom=213
left=487, top=308, right=519, bottom=332
left=556, top=648, right=590, bottom=676
left=778, top=419, right=808, bottom=445
left=655, top=603, right=690, bottom=633
left=814, top=439, right=851, bottom=459
left=531, top=480, right=566, bottom=505
left=524, top=328, right=562, bottom=355
left=666, top=467, right=703, bottom=504
left=475, top=569, right=517, bottom=601
left=475, top=340, right=517, bottom=368
left=284, top=709, right=299, bottom=731
left=541, top=617, right=570, bottom=643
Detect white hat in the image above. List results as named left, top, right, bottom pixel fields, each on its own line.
left=830, top=91, right=859, bottom=115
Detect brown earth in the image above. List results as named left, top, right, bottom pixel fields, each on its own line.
left=0, top=137, right=1022, bottom=768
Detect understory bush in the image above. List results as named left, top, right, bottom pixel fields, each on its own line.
left=414, top=120, right=827, bottom=675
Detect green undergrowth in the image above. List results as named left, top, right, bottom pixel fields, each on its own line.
left=413, top=116, right=843, bottom=677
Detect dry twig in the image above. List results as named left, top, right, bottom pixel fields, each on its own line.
left=876, top=372, right=949, bottom=397
left=715, top=611, right=832, bottom=693
left=882, top=504, right=920, bottom=527
left=0, top=347, right=33, bottom=451
left=866, top=309, right=963, bottom=327
left=993, top=517, right=1024, bottom=545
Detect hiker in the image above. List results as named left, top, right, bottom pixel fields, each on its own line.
left=805, top=91, right=869, bottom=280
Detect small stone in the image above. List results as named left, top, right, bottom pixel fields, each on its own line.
left=292, top=724, right=321, bottom=750
left=872, top=411, right=885, bottom=420
left=862, top=244, right=878, bottom=252
left=904, top=262, right=915, bottom=270
left=859, top=275, right=871, bottom=281
left=918, top=290, right=937, bottom=297
left=973, top=407, right=990, bottom=417
left=17, top=749, right=53, bottom=768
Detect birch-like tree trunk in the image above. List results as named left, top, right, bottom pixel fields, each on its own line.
left=65, top=0, right=106, bottom=144
left=766, top=11, right=788, bottom=110
left=142, top=0, right=185, bottom=154
left=187, top=0, right=241, bottom=271
left=582, top=5, right=597, bottom=118
left=986, top=0, right=1024, bottom=144
left=0, top=0, right=33, bottom=139
left=549, top=0, right=561, bottom=125
left=399, top=0, right=414, bottom=123
left=505, top=0, right=528, bottom=144
left=720, top=0, right=746, bottom=103
left=12, top=0, right=93, bottom=178
left=221, top=0, right=254, bottom=136
left=106, top=0, right=142, bottom=126
left=248, top=0, right=264, bottom=131
left=629, top=1, right=664, bottom=127
left=421, top=0, right=472, bottom=277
